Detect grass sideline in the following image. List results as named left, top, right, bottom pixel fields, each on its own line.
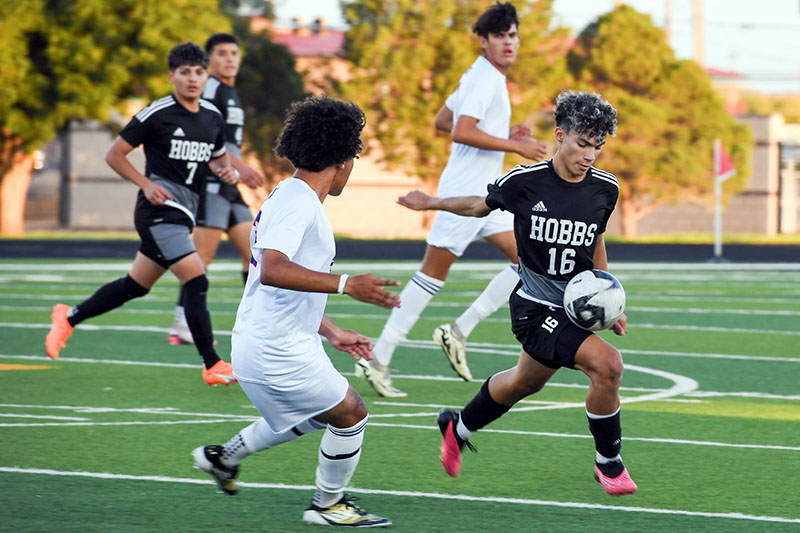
left=1, top=259, right=799, bottom=531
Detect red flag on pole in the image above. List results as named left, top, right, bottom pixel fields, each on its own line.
left=714, top=139, right=736, bottom=182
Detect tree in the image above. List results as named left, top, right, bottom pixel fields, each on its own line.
left=340, top=0, right=567, bottom=186
left=230, top=19, right=307, bottom=189
left=568, top=5, right=753, bottom=236
left=0, top=0, right=227, bottom=235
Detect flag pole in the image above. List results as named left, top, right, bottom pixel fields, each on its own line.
left=713, top=140, right=723, bottom=259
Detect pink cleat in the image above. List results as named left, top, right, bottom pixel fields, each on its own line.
left=437, top=410, right=475, bottom=477
left=594, top=465, right=637, bottom=496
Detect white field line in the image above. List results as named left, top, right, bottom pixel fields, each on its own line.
left=5, top=300, right=800, bottom=318
left=0, top=403, right=797, bottom=453
left=1, top=466, right=799, bottom=524
left=4, top=317, right=800, bottom=339
left=2, top=260, right=800, bottom=271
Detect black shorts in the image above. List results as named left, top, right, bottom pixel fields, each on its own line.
left=134, top=207, right=196, bottom=269
left=509, top=286, right=592, bottom=370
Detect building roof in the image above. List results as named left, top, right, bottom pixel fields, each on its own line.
left=272, top=29, right=345, bottom=57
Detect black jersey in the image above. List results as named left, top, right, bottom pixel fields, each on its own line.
left=486, top=160, right=619, bottom=306
left=202, top=77, right=243, bottom=154
left=119, top=94, right=227, bottom=226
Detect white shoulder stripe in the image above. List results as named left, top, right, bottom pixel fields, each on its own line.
left=593, top=174, right=620, bottom=189
left=199, top=99, right=222, bottom=116
left=591, top=167, right=618, bottom=182
left=135, top=96, right=175, bottom=122
left=494, top=161, right=548, bottom=187
left=203, top=77, right=220, bottom=99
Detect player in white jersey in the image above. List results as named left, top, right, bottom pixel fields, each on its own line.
left=360, top=2, right=548, bottom=397
left=192, top=96, right=400, bottom=527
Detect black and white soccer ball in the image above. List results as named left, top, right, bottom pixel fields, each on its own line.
left=563, top=269, right=626, bottom=331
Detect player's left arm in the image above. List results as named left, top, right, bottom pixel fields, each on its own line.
left=435, top=104, right=454, bottom=132
left=228, top=150, right=265, bottom=188
left=397, top=190, right=492, bottom=217
left=208, top=153, right=238, bottom=185
left=594, top=234, right=627, bottom=335
left=318, top=315, right=373, bottom=361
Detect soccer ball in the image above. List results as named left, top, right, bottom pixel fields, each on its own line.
left=563, top=269, right=626, bottom=331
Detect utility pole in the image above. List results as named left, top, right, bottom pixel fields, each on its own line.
left=664, top=0, right=672, bottom=42
left=693, top=0, right=703, bottom=66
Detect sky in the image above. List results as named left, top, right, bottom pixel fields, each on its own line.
left=270, top=0, right=800, bottom=94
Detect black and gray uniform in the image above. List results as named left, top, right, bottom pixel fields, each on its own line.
left=196, top=76, right=252, bottom=230
left=485, top=159, right=619, bottom=369
left=119, top=94, right=226, bottom=268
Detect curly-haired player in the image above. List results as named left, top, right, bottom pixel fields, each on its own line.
left=191, top=96, right=400, bottom=527
left=398, top=90, right=637, bottom=496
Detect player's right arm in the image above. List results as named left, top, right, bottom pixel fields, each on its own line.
left=259, top=250, right=401, bottom=309
left=105, top=137, right=172, bottom=205
left=453, top=115, right=547, bottom=161
left=435, top=104, right=454, bottom=132
left=397, top=190, right=491, bottom=218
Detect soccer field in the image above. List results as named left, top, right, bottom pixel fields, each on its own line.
left=1, top=259, right=799, bottom=532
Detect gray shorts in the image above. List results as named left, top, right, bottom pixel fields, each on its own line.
left=197, top=183, right=253, bottom=230
left=136, top=222, right=196, bottom=269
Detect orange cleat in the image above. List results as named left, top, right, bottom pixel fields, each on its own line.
left=594, top=464, right=638, bottom=496
left=45, top=304, right=74, bottom=359
left=203, top=360, right=237, bottom=386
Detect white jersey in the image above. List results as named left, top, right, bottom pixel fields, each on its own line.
left=231, top=177, right=335, bottom=379
left=438, top=55, right=511, bottom=197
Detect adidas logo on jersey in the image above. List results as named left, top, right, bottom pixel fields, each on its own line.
left=531, top=201, right=547, bottom=212
left=173, top=127, right=186, bottom=137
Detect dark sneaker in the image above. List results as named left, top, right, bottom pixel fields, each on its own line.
left=192, top=445, right=240, bottom=495
left=302, top=495, right=391, bottom=527
left=437, top=410, right=475, bottom=477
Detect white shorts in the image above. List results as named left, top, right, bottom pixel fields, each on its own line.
left=426, top=209, right=514, bottom=256
left=233, top=349, right=349, bottom=435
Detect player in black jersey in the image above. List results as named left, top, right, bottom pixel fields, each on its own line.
left=167, top=33, right=265, bottom=345
left=45, top=42, right=240, bottom=387
left=398, top=91, right=637, bottom=495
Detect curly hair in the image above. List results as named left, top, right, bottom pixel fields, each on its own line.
left=167, top=42, right=208, bottom=71
left=473, top=2, right=519, bottom=37
left=554, top=91, right=617, bottom=141
left=275, top=97, right=366, bottom=172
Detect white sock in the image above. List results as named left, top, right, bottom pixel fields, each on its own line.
left=373, top=271, right=444, bottom=366
left=313, top=415, right=368, bottom=508
left=221, top=417, right=326, bottom=467
left=596, top=452, right=622, bottom=464
left=455, top=264, right=518, bottom=337
left=174, top=305, right=188, bottom=327
left=456, top=416, right=472, bottom=442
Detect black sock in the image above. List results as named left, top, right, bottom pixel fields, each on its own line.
left=241, top=271, right=248, bottom=285
left=68, top=275, right=148, bottom=326
left=460, top=377, right=511, bottom=432
left=177, top=284, right=186, bottom=306
left=588, top=408, right=623, bottom=476
left=182, top=275, right=220, bottom=368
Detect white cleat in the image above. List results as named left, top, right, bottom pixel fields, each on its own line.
left=354, top=359, right=407, bottom=398
left=433, top=323, right=472, bottom=382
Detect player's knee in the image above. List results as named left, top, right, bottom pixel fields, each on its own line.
left=183, top=274, right=209, bottom=295
left=123, top=275, right=149, bottom=299
left=594, top=346, right=623, bottom=386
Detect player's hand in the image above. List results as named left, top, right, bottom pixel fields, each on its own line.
left=610, top=313, right=627, bottom=336
left=143, top=181, right=173, bottom=205
left=217, top=166, right=239, bottom=185
left=239, top=165, right=265, bottom=188
left=343, top=273, right=401, bottom=309
left=397, top=190, right=434, bottom=211
left=328, top=329, right=374, bottom=361
left=515, top=136, right=548, bottom=161
left=509, top=123, right=533, bottom=141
